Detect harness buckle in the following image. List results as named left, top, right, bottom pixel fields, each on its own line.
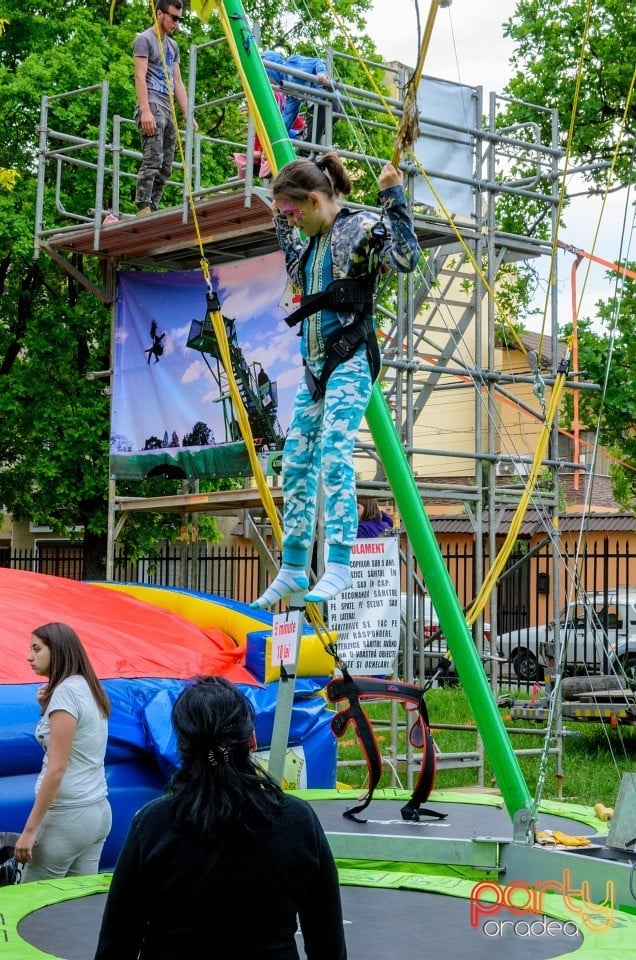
left=330, top=335, right=354, bottom=359
left=331, top=286, right=350, bottom=305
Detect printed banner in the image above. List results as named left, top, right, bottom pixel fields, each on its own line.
left=414, top=76, right=476, bottom=218
left=110, top=254, right=300, bottom=480
left=328, top=537, right=400, bottom=675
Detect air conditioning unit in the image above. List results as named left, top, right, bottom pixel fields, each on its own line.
left=496, top=460, right=531, bottom=478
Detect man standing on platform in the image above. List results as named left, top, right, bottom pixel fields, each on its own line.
left=133, top=0, right=192, bottom=215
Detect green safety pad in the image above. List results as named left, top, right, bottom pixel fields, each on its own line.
left=0, top=874, right=110, bottom=960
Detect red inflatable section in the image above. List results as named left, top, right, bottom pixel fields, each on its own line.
left=0, top=568, right=256, bottom=686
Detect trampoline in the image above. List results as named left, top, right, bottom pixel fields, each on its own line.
left=6, top=870, right=636, bottom=960
left=307, top=791, right=602, bottom=841
left=3, top=793, right=634, bottom=959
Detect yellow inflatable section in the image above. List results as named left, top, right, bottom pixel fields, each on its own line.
left=96, top=582, right=335, bottom=683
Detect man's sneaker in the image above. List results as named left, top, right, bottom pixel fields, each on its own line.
left=136, top=205, right=152, bottom=217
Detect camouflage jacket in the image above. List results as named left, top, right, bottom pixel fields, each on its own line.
left=274, top=184, right=420, bottom=332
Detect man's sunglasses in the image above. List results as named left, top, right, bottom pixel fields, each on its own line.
left=164, top=11, right=183, bottom=23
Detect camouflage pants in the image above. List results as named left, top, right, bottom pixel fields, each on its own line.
left=281, top=346, right=372, bottom=568
left=134, top=102, right=176, bottom=209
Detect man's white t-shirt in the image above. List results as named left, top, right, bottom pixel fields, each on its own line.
left=35, top=675, right=108, bottom=807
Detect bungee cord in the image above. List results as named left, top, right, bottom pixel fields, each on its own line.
left=129, top=0, right=636, bottom=814
left=299, top=5, right=592, bottom=673
left=314, top=4, right=636, bottom=791
left=540, top=152, right=636, bottom=718
left=147, top=0, right=635, bottom=729
left=115, top=1, right=558, bottom=666
left=254, top=0, right=636, bottom=811
left=137, top=0, right=339, bottom=647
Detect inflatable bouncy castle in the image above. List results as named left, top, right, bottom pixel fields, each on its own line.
left=0, top=569, right=336, bottom=868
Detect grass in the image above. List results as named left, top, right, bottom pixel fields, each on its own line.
left=335, top=686, right=636, bottom=809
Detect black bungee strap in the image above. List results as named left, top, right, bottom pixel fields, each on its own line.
left=285, top=278, right=374, bottom=328
left=326, top=669, right=444, bottom=823
left=287, top=277, right=380, bottom=400
left=284, top=227, right=388, bottom=399
left=303, top=315, right=381, bottom=401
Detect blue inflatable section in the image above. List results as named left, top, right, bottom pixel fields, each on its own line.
left=0, top=677, right=336, bottom=869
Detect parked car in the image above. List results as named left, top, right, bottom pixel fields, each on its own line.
left=497, top=621, right=548, bottom=682
left=607, top=636, right=636, bottom=683
left=499, top=589, right=636, bottom=683
left=400, top=592, right=493, bottom=680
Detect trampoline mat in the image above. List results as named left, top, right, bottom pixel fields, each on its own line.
left=18, top=886, right=582, bottom=960
left=311, top=798, right=599, bottom=839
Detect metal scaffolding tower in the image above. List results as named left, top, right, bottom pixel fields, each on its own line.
left=34, top=36, right=574, bottom=798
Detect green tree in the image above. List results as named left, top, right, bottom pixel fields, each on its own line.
left=560, top=277, right=636, bottom=511
left=0, top=1, right=149, bottom=578
left=501, top=2, right=636, bottom=509
left=502, top=1, right=636, bottom=187
left=183, top=421, right=213, bottom=447
left=0, top=0, right=388, bottom=577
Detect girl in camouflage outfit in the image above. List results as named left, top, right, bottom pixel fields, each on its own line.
left=252, top=153, right=419, bottom=609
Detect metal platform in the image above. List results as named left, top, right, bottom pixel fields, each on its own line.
left=115, top=485, right=283, bottom=516
left=510, top=693, right=636, bottom=726
left=40, top=189, right=278, bottom=272
left=38, top=186, right=511, bottom=278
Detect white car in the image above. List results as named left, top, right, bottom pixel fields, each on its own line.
left=545, top=590, right=636, bottom=680
left=497, top=622, right=548, bottom=682
left=498, top=589, right=636, bottom=682
left=607, top=634, right=636, bottom=683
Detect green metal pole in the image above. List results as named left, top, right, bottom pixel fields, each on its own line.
left=213, top=0, right=534, bottom=824
left=212, top=0, right=295, bottom=173
left=365, top=388, right=534, bottom=820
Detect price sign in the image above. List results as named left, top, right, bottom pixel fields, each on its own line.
left=271, top=610, right=301, bottom=667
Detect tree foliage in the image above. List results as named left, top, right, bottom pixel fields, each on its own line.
left=0, top=0, right=390, bottom=576
left=501, top=2, right=636, bottom=509
left=183, top=421, right=213, bottom=447
left=560, top=273, right=636, bottom=511
left=503, top=0, right=636, bottom=187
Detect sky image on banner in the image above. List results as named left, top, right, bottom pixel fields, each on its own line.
left=110, top=253, right=300, bottom=480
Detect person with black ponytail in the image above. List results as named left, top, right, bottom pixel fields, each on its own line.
left=251, top=152, right=419, bottom=610
left=94, top=676, right=346, bottom=960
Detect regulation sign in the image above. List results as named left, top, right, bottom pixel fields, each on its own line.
left=328, top=537, right=400, bottom=675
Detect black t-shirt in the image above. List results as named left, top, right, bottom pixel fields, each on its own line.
left=94, top=792, right=346, bottom=960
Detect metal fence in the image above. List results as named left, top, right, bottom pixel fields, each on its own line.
left=111, top=544, right=262, bottom=604
left=4, top=537, right=634, bottom=682
left=2, top=544, right=261, bottom=606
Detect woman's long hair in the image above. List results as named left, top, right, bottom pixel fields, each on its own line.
left=169, top=676, right=284, bottom=840
left=357, top=497, right=381, bottom=523
left=272, top=151, right=351, bottom=202
left=32, top=622, right=111, bottom=718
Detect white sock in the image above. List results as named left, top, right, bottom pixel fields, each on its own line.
left=305, top=562, right=352, bottom=603
left=250, top=566, right=309, bottom=609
